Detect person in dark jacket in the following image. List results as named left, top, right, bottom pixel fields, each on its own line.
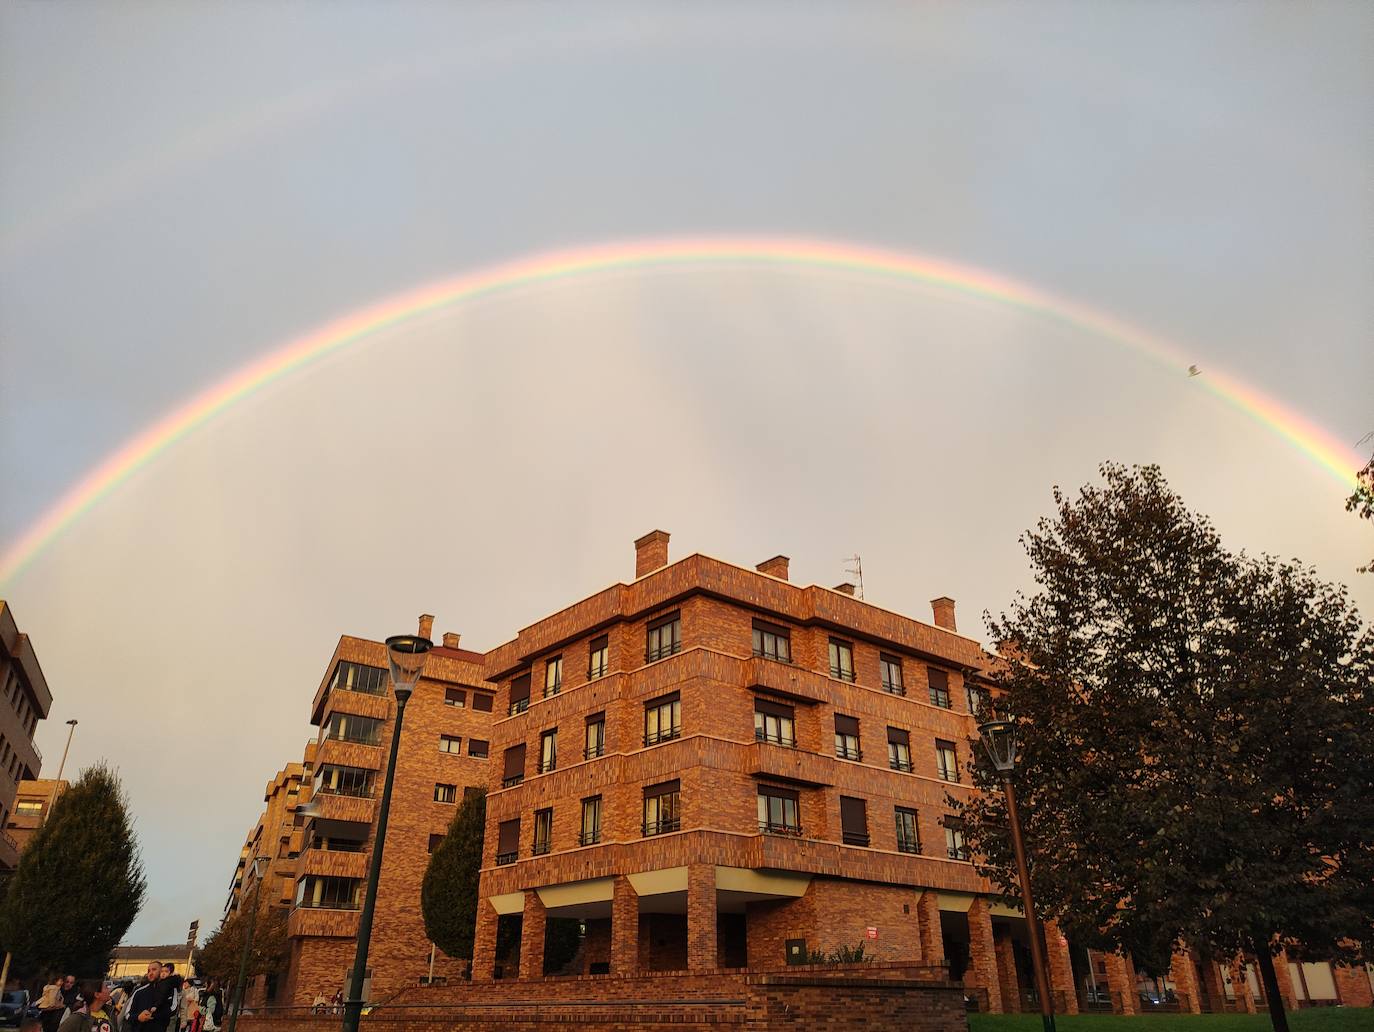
left=126, top=965, right=170, bottom=1031
left=58, top=977, right=80, bottom=1016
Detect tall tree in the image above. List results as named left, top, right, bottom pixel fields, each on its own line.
left=959, top=463, right=1373, bottom=1032
left=195, top=905, right=290, bottom=986
left=421, top=789, right=485, bottom=964
left=0, top=764, right=145, bottom=978
left=1347, top=445, right=1373, bottom=572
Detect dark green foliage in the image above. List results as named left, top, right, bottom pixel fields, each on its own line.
left=1347, top=449, right=1373, bottom=573
left=421, top=788, right=485, bottom=961
left=0, top=764, right=145, bottom=978
left=803, top=943, right=870, bottom=964
left=958, top=464, right=1373, bottom=1014
left=542, top=918, right=582, bottom=975
left=194, top=905, right=290, bottom=985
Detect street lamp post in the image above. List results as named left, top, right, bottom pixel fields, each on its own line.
left=226, top=855, right=270, bottom=1032
left=55, top=719, right=78, bottom=782
left=340, top=633, right=431, bottom=1032
left=979, top=719, right=1057, bottom=1032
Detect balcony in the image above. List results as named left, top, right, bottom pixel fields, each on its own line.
left=643, top=726, right=680, bottom=747
left=288, top=904, right=360, bottom=939
left=316, top=737, right=382, bottom=771
left=307, top=792, right=374, bottom=828
left=754, top=729, right=796, bottom=748
left=758, top=821, right=803, bottom=837
left=299, top=848, right=369, bottom=880
left=642, top=817, right=681, bottom=837
left=747, top=741, right=833, bottom=787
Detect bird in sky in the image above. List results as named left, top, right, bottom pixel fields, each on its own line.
left=1188, top=365, right=1201, bottom=377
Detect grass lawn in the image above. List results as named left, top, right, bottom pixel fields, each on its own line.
left=969, top=1009, right=1374, bottom=1032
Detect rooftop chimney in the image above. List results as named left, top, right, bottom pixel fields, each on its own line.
left=418, top=614, right=435, bottom=640
left=634, top=530, right=670, bottom=578
left=930, top=597, right=956, bottom=632
left=442, top=632, right=461, bottom=649
left=756, top=555, right=790, bottom=580
left=833, top=582, right=857, bottom=596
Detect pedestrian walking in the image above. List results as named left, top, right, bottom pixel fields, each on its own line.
left=126, top=963, right=170, bottom=1031
left=198, top=981, right=222, bottom=1032
left=38, top=977, right=65, bottom=1032
left=56, top=982, right=115, bottom=1032
left=177, top=980, right=198, bottom=1032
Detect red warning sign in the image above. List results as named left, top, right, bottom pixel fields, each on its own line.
left=866, top=926, right=878, bottom=940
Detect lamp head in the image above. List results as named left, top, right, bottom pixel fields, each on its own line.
left=978, top=719, right=1018, bottom=774
left=251, top=855, right=270, bottom=878
left=386, top=634, right=432, bottom=703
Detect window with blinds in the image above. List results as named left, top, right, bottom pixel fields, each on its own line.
left=887, top=727, right=913, bottom=772
left=840, top=796, right=869, bottom=847
left=502, top=743, right=527, bottom=787
left=642, top=780, right=681, bottom=836
left=754, top=698, right=796, bottom=747
left=508, top=673, right=532, bottom=715
left=496, top=818, right=520, bottom=865
left=834, top=714, right=861, bottom=761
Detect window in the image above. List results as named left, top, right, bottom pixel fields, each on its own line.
left=936, top=739, right=960, bottom=782
left=434, top=783, right=457, bottom=803
left=444, top=688, right=467, bottom=708
left=468, top=738, right=489, bottom=759
left=895, top=807, right=920, bottom=854
left=645, top=611, right=681, bottom=662
left=967, top=684, right=989, bottom=717
left=944, top=817, right=969, bottom=861
left=840, top=796, right=869, bottom=847
left=757, top=785, right=801, bottom=836
left=502, top=744, right=527, bottom=787
left=752, top=620, right=792, bottom=663
left=829, top=638, right=855, bottom=682
left=643, top=693, right=681, bottom=746
left=322, top=713, right=383, bottom=746
left=532, top=808, right=553, bottom=856
left=887, top=727, right=913, bottom=772
left=880, top=654, right=905, bottom=695
left=754, top=698, right=796, bottom=747
left=928, top=668, right=951, bottom=708
left=642, top=780, right=681, bottom=836
left=544, top=656, right=563, bottom=697
left=439, top=734, right=462, bottom=753
left=539, top=729, right=558, bottom=774
left=332, top=661, right=388, bottom=696
left=314, top=765, right=375, bottom=798
left=296, top=875, right=361, bottom=910
left=496, top=819, right=520, bottom=865
left=312, top=835, right=364, bottom=853
left=584, top=713, right=606, bottom=759
left=427, top=833, right=445, bottom=854
left=588, top=635, right=609, bottom=679
left=834, top=714, right=861, bottom=761
left=471, top=692, right=494, bottom=713
left=508, top=673, right=531, bottom=715
left=580, top=796, right=602, bottom=846
left=13, top=799, right=42, bottom=816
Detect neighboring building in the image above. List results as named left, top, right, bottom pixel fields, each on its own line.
left=5, top=777, right=68, bottom=852
left=225, top=751, right=314, bottom=920
left=0, top=602, right=53, bottom=871
left=280, top=621, right=494, bottom=1005
left=108, top=944, right=195, bottom=981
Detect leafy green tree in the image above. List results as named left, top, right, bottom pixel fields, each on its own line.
left=421, top=788, right=485, bottom=963
left=0, top=764, right=145, bottom=978
left=195, top=904, right=289, bottom=986
left=959, top=463, right=1373, bottom=1032
left=1347, top=446, right=1373, bottom=572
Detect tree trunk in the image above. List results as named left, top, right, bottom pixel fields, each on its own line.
left=1254, top=947, right=1290, bottom=1032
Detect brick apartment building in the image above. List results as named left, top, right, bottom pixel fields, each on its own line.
left=0, top=601, right=52, bottom=872
left=5, top=777, right=67, bottom=853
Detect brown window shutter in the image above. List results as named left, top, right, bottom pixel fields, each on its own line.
left=648, top=610, right=680, bottom=631
left=840, top=796, right=867, bottom=835
left=497, top=818, right=520, bottom=855
left=646, top=691, right=681, bottom=707
left=502, top=744, right=526, bottom=780
left=471, top=693, right=494, bottom=712
left=834, top=714, right=859, bottom=736
left=585, top=710, right=606, bottom=725
left=928, top=668, right=949, bottom=694
left=643, top=779, right=681, bottom=798
left=754, top=698, right=794, bottom=719
left=886, top=726, right=909, bottom=746
left=759, top=784, right=799, bottom=802
left=510, top=673, right=532, bottom=706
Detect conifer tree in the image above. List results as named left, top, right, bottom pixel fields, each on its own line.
left=421, top=788, right=485, bottom=963
left=0, top=764, right=145, bottom=978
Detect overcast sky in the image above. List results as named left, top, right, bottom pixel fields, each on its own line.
left=1, top=3, right=1370, bottom=945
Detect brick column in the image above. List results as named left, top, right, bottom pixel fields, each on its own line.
left=1170, top=950, right=1203, bottom=1014
left=916, top=891, right=945, bottom=968
left=1104, top=952, right=1138, bottom=1015
left=966, top=899, right=1003, bottom=1013
left=1271, top=950, right=1298, bottom=1011
left=686, top=863, right=718, bottom=971
left=1230, top=959, right=1257, bottom=1013
left=1333, top=964, right=1374, bottom=1008
left=1043, top=920, right=1078, bottom=1015
left=994, top=931, right=1022, bottom=1013
left=1199, top=957, right=1229, bottom=1013
left=471, top=898, right=499, bottom=982
left=519, top=891, right=546, bottom=980
left=611, top=875, right=640, bottom=975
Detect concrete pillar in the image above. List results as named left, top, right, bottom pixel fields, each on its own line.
left=1043, top=920, right=1078, bottom=1015
left=994, top=931, right=1023, bottom=1013
left=471, top=898, right=499, bottom=982
left=916, top=891, right=945, bottom=969
left=1230, top=959, right=1257, bottom=1013
left=519, top=891, right=547, bottom=980
left=1104, top=951, right=1138, bottom=1015
left=611, top=875, right=640, bottom=975
left=966, top=899, right=1004, bottom=1013
left=686, top=863, right=718, bottom=971
left=1171, top=950, right=1203, bottom=1014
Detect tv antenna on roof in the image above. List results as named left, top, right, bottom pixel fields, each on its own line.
left=842, top=555, right=864, bottom=599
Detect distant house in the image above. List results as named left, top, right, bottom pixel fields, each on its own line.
left=108, top=945, right=196, bottom=982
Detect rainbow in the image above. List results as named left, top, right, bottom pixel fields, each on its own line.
left=0, top=235, right=1364, bottom=586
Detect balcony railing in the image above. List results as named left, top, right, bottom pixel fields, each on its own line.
left=643, top=726, right=681, bottom=747
left=495, top=850, right=517, bottom=866
left=326, top=731, right=382, bottom=748
left=295, top=899, right=361, bottom=911
left=754, top=729, right=796, bottom=748
left=645, top=642, right=681, bottom=663
left=314, top=784, right=375, bottom=798
left=579, top=829, right=601, bottom=846
left=929, top=691, right=951, bottom=709
left=889, top=758, right=914, bottom=773
left=896, top=839, right=921, bottom=855
left=642, top=817, right=681, bottom=837
left=830, top=667, right=856, bottom=683
left=538, top=759, right=556, bottom=774
left=338, top=680, right=386, bottom=698
left=531, top=841, right=551, bottom=857
left=501, top=774, right=524, bottom=788
left=752, top=648, right=792, bottom=664
left=508, top=699, right=530, bottom=716
left=882, top=681, right=906, bottom=696
left=835, top=745, right=863, bottom=762
left=938, top=768, right=960, bottom=783
left=759, top=821, right=803, bottom=837
left=583, top=743, right=605, bottom=760
left=842, top=830, right=870, bottom=847
left=542, top=682, right=562, bottom=698
left=947, top=846, right=970, bottom=861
